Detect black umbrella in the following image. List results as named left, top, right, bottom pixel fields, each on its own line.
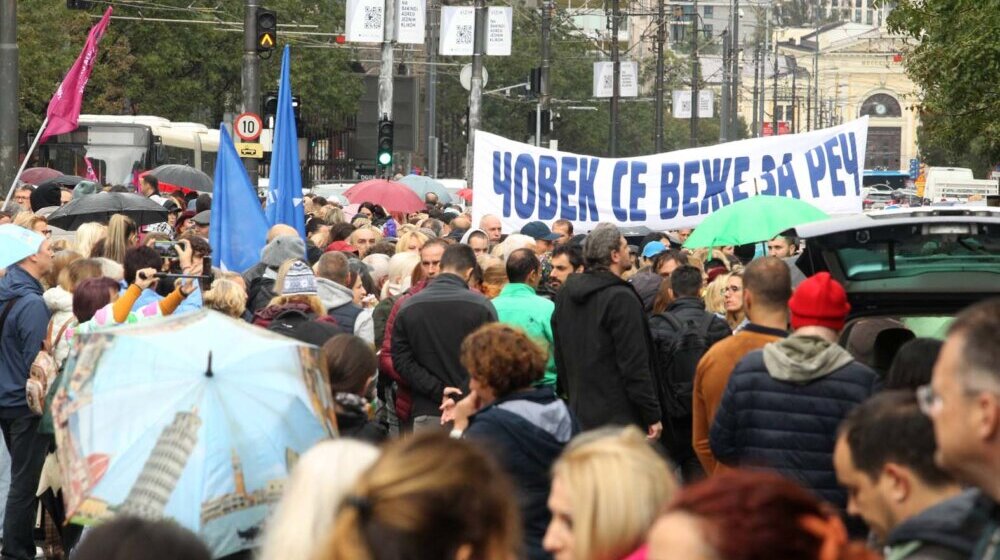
left=147, top=164, right=213, bottom=193
left=38, top=175, right=85, bottom=189
left=47, top=192, right=169, bottom=231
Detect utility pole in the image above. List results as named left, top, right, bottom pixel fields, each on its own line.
left=242, top=0, right=260, bottom=186
left=730, top=0, right=740, bottom=137
left=813, top=0, right=820, bottom=130
left=720, top=29, right=730, bottom=143
left=0, top=0, right=17, bottom=198
left=379, top=0, right=396, bottom=128
left=791, top=66, right=797, bottom=133
left=690, top=0, right=700, bottom=148
left=608, top=0, right=621, bottom=157
left=751, top=44, right=759, bottom=137
left=772, top=40, right=778, bottom=135
left=654, top=0, right=665, bottom=152
left=426, top=0, right=438, bottom=177
left=465, top=0, right=486, bottom=184
left=540, top=0, right=553, bottom=147
left=757, top=4, right=768, bottom=137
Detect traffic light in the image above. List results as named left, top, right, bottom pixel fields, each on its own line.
left=257, top=8, right=277, bottom=52
left=527, top=67, right=542, bottom=96
left=377, top=118, right=394, bottom=167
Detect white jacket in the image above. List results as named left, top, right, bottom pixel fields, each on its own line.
left=43, top=287, right=76, bottom=369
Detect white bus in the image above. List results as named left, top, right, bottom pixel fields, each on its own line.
left=38, top=115, right=219, bottom=186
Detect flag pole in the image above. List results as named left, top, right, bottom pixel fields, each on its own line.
left=2, top=116, right=48, bottom=210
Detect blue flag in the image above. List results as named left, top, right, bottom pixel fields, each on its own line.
left=210, top=126, right=268, bottom=272
left=266, top=45, right=306, bottom=238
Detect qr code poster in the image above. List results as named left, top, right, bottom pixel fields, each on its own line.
left=346, top=0, right=385, bottom=43
left=440, top=6, right=476, bottom=56
left=592, top=61, right=639, bottom=98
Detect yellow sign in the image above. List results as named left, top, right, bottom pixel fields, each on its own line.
left=236, top=143, right=264, bottom=159
left=259, top=32, right=275, bottom=49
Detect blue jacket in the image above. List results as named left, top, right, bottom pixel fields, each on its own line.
left=710, top=335, right=880, bottom=508
left=0, top=265, right=51, bottom=416
left=465, top=388, right=579, bottom=560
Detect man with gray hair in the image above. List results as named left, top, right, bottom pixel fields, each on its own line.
left=552, top=223, right=663, bottom=439
left=923, top=298, right=1000, bottom=559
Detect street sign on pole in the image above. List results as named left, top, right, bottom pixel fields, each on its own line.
left=235, top=112, right=263, bottom=142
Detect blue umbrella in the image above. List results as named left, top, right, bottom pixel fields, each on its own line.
left=398, top=174, right=454, bottom=203
left=0, top=224, right=44, bottom=269
left=51, top=310, right=338, bottom=558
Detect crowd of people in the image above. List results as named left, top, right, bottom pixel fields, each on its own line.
left=0, top=176, right=998, bottom=560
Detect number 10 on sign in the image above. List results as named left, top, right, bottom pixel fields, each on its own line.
left=235, top=113, right=263, bottom=142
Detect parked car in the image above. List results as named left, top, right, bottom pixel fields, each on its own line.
left=790, top=207, right=1000, bottom=337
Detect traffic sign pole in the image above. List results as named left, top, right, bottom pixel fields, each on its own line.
left=242, top=0, right=261, bottom=186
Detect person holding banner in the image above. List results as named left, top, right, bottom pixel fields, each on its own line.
left=552, top=223, right=662, bottom=439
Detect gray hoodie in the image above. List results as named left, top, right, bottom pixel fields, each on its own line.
left=762, top=335, right=856, bottom=383
left=315, top=277, right=374, bottom=343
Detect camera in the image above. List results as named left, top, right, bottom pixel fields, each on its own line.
left=152, top=241, right=179, bottom=259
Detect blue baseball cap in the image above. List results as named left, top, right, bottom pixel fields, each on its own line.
left=520, top=221, right=561, bottom=241
left=641, top=241, right=666, bottom=258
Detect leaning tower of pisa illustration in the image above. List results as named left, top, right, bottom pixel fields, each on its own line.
left=118, top=410, right=201, bottom=519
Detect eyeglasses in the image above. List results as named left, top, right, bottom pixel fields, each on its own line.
left=916, top=384, right=941, bottom=416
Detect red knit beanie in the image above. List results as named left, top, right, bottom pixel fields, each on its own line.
left=789, top=272, right=851, bottom=332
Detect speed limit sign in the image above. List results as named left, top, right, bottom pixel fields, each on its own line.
left=235, top=113, right=263, bottom=142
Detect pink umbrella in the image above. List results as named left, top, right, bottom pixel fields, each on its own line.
left=20, top=167, right=63, bottom=186
left=344, top=179, right=425, bottom=213
left=457, top=188, right=473, bottom=203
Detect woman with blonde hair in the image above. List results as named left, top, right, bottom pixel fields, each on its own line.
left=318, top=433, right=521, bottom=560
left=74, top=222, right=107, bottom=258
left=203, top=279, right=247, bottom=319
left=100, top=214, right=137, bottom=264
left=704, top=274, right=728, bottom=317
left=543, top=427, right=678, bottom=560
left=257, top=440, right=379, bottom=560
left=722, top=270, right=746, bottom=331
left=395, top=229, right=429, bottom=253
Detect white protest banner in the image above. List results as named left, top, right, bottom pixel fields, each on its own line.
left=672, top=90, right=714, bottom=118
left=593, top=61, right=639, bottom=98
left=486, top=7, right=513, bottom=56
left=440, top=6, right=475, bottom=56
left=396, top=0, right=426, bottom=44
left=472, top=117, right=869, bottom=233
left=346, top=0, right=385, bottom=43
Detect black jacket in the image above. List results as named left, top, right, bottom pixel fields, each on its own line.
left=337, top=405, right=389, bottom=444
left=465, top=388, right=579, bottom=560
left=710, top=336, right=880, bottom=508
left=391, top=273, right=497, bottom=418
left=885, top=490, right=987, bottom=560
left=650, top=297, right=731, bottom=348
left=552, top=270, right=662, bottom=430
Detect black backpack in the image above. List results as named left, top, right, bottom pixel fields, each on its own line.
left=649, top=311, right=715, bottom=419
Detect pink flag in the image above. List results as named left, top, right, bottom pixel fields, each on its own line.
left=38, top=7, right=113, bottom=144
left=83, top=157, right=98, bottom=181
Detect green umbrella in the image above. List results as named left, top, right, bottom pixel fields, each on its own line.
left=683, top=195, right=829, bottom=249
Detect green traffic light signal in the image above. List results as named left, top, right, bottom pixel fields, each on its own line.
left=377, top=118, right=394, bottom=168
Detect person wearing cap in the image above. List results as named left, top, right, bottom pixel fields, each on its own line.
left=0, top=225, right=54, bottom=560
left=251, top=259, right=343, bottom=346
left=145, top=199, right=181, bottom=237
left=709, top=271, right=880, bottom=511
left=191, top=210, right=210, bottom=238
left=247, top=235, right=307, bottom=314
left=520, top=221, right=561, bottom=288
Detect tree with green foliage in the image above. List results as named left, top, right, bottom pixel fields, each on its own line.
left=887, top=0, right=1000, bottom=176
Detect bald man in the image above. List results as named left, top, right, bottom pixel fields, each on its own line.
left=479, top=214, right=502, bottom=242
left=243, top=224, right=304, bottom=286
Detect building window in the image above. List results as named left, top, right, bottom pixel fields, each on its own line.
left=703, top=24, right=713, bottom=35
left=860, top=93, right=902, bottom=118
left=704, top=5, right=713, bottom=18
